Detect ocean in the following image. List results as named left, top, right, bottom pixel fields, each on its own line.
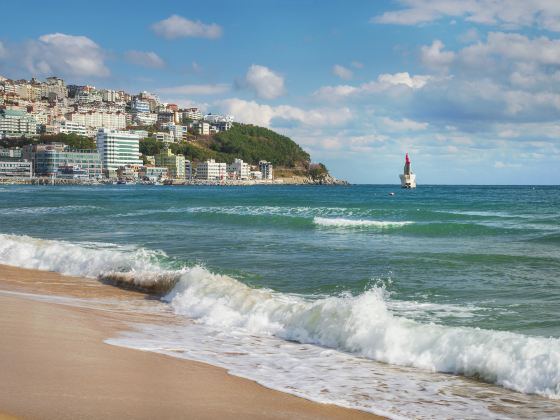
left=0, top=184, right=559, bottom=419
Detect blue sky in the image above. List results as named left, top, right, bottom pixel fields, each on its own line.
left=1, top=0, right=560, bottom=184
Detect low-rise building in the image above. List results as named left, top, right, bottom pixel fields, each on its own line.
left=28, top=143, right=102, bottom=178
left=182, top=107, right=202, bottom=121
left=227, top=158, right=250, bottom=180
left=0, top=147, right=23, bottom=159
left=0, top=160, right=32, bottom=178
left=259, top=160, right=273, bottom=180
left=58, top=121, right=95, bottom=137
left=196, top=159, right=226, bottom=181
left=193, top=121, right=210, bottom=135
left=185, top=160, right=193, bottom=180
left=133, top=112, right=157, bottom=126
left=154, top=148, right=185, bottom=179
left=139, top=166, right=168, bottom=182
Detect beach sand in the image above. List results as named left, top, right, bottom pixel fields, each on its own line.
left=0, top=264, right=381, bottom=419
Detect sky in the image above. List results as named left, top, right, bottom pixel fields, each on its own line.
left=1, top=0, right=560, bottom=184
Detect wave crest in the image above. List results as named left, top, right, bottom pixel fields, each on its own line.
left=313, top=217, right=413, bottom=228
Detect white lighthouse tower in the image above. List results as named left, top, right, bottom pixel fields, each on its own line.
left=399, top=153, right=416, bottom=188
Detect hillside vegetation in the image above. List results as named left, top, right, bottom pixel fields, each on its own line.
left=141, top=123, right=312, bottom=170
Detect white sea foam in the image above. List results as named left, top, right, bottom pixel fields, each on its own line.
left=0, top=233, right=166, bottom=278
left=163, top=267, right=560, bottom=399
left=2, top=205, right=99, bottom=215
left=313, top=217, right=413, bottom=228
left=1, top=233, right=559, bottom=408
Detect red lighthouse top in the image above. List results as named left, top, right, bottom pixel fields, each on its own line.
left=405, top=153, right=410, bottom=164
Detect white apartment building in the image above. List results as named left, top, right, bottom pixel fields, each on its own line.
left=0, top=109, right=38, bottom=137
left=183, top=107, right=202, bottom=120
left=132, top=99, right=150, bottom=113
left=133, top=112, right=157, bottom=126
left=155, top=132, right=175, bottom=143
left=194, top=121, right=210, bottom=135
left=96, top=128, right=142, bottom=176
left=101, top=89, right=118, bottom=102
left=66, top=111, right=126, bottom=130
left=227, top=158, right=250, bottom=180
left=259, top=160, right=273, bottom=180
left=58, top=121, right=95, bottom=137
left=196, top=159, right=226, bottom=180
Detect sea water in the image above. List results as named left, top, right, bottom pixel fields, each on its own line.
left=0, top=184, right=559, bottom=418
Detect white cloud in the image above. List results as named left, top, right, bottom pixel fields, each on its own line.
left=382, top=117, right=429, bottom=131
left=24, top=33, right=109, bottom=77
left=377, top=72, right=431, bottom=89
left=125, top=50, right=165, bottom=68
left=217, top=98, right=352, bottom=127
left=314, top=72, right=431, bottom=101
left=157, top=84, right=230, bottom=95
left=243, top=65, right=285, bottom=99
left=351, top=61, right=364, bottom=69
left=151, top=15, right=222, bottom=39
left=460, top=32, right=560, bottom=67
left=372, top=1, right=560, bottom=32
left=420, top=40, right=455, bottom=71
left=332, top=64, right=353, bottom=80
left=494, top=161, right=522, bottom=169
left=313, top=85, right=359, bottom=99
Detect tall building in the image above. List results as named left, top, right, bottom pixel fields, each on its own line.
left=154, top=148, right=185, bottom=179
left=96, top=128, right=142, bottom=176
left=196, top=159, right=226, bottom=180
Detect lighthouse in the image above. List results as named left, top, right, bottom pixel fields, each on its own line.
left=399, top=153, right=417, bottom=188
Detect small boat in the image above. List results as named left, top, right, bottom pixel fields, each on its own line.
left=399, top=153, right=416, bottom=189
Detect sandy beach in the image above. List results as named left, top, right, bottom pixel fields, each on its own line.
left=0, top=264, right=380, bottom=420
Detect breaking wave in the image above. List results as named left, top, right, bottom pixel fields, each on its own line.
left=313, top=217, right=413, bottom=228
left=0, top=233, right=559, bottom=399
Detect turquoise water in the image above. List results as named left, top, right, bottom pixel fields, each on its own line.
left=1, top=184, right=559, bottom=418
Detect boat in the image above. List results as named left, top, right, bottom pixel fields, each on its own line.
left=399, top=153, right=416, bottom=189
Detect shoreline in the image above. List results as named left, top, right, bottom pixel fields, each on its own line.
left=0, top=264, right=381, bottom=419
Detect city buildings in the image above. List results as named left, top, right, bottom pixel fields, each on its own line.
left=196, top=159, right=227, bottom=180
left=96, top=128, right=142, bottom=176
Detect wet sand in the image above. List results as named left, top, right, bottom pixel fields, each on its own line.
left=0, top=264, right=381, bottom=419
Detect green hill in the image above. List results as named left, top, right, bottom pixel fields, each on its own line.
left=140, top=123, right=327, bottom=179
